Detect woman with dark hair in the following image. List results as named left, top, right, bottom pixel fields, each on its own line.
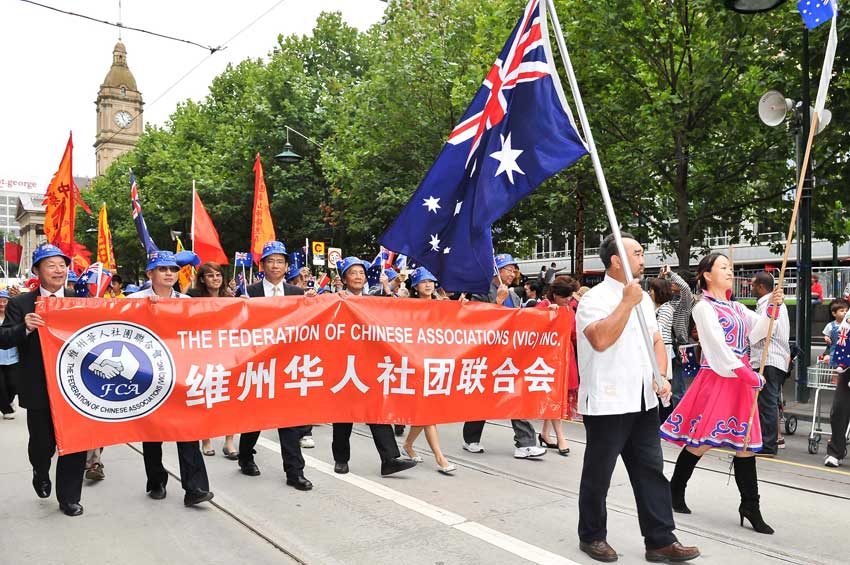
left=649, top=276, right=675, bottom=402
left=536, top=276, right=579, bottom=455
left=188, top=262, right=238, bottom=459
left=660, top=253, right=784, bottom=534
left=401, top=267, right=456, bottom=474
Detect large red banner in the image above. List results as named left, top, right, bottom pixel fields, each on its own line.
left=37, top=295, right=573, bottom=455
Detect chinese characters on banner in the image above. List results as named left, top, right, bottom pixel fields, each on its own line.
left=37, top=294, right=573, bottom=455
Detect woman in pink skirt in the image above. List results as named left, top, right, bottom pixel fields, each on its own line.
left=660, top=253, right=783, bottom=535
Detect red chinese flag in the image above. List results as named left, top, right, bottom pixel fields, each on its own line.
left=251, top=154, right=276, bottom=266
left=42, top=133, right=75, bottom=251
left=192, top=185, right=228, bottom=265
left=4, top=241, right=22, bottom=264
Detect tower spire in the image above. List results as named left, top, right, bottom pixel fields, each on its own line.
left=117, top=0, right=123, bottom=41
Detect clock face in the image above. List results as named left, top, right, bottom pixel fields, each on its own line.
left=114, top=111, right=132, bottom=129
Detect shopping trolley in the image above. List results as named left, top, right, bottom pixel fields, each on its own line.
left=806, top=361, right=849, bottom=454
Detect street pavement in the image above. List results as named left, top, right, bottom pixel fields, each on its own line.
left=1, top=412, right=847, bottom=565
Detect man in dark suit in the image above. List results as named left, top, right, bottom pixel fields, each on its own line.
left=0, top=244, right=87, bottom=516
left=237, top=241, right=313, bottom=491
left=330, top=257, right=416, bottom=477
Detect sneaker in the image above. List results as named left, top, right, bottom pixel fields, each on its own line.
left=514, top=446, right=546, bottom=459
left=777, top=437, right=786, bottom=449
left=825, top=455, right=840, bottom=468
left=462, top=442, right=484, bottom=453
left=85, top=463, right=105, bottom=481
left=299, top=436, right=315, bottom=449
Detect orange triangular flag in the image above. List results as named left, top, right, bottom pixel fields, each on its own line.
left=192, top=183, right=228, bottom=265
left=42, top=133, right=76, bottom=253
left=96, top=203, right=117, bottom=270
left=251, top=154, right=276, bottom=265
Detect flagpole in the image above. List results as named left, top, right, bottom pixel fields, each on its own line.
left=232, top=252, right=237, bottom=280
left=191, top=180, right=196, bottom=253
left=305, top=237, right=310, bottom=277
left=545, top=0, right=667, bottom=403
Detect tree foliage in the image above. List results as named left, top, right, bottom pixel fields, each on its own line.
left=83, top=1, right=850, bottom=279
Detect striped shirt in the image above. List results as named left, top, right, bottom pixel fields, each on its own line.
left=666, top=271, right=694, bottom=347
left=656, top=302, right=675, bottom=345
left=749, top=293, right=791, bottom=371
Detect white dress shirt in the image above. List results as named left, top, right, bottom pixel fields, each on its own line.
left=126, top=288, right=188, bottom=299
left=262, top=279, right=286, bottom=297
left=39, top=286, right=65, bottom=299
left=576, top=275, right=660, bottom=416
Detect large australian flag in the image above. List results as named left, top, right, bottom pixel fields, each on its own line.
left=380, top=0, right=587, bottom=292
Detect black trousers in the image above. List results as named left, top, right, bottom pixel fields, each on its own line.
left=142, top=441, right=209, bottom=493
left=239, top=427, right=304, bottom=479
left=0, top=364, right=15, bottom=414
left=332, top=423, right=399, bottom=464
left=579, top=406, right=677, bottom=550
left=462, top=419, right=537, bottom=447
left=26, top=408, right=86, bottom=504
left=827, top=369, right=850, bottom=460
left=756, top=365, right=786, bottom=454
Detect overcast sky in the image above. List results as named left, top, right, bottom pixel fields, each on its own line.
left=0, top=0, right=386, bottom=188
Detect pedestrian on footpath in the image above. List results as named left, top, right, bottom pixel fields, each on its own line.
left=234, top=241, right=313, bottom=491
left=463, top=253, right=546, bottom=459
left=187, top=261, right=240, bottom=461
left=661, top=253, right=783, bottom=535
left=0, top=289, right=19, bottom=420
left=0, top=244, right=87, bottom=516
left=749, top=271, right=791, bottom=458
left=825, top=314, right=850, bottom=468
left=331, top=256, right=416, bottom=477
left=400, top=267, right=456, bottom=475
left=128, top=251, right=215, bottom=507
left=576, top=233, right=699, bottom=563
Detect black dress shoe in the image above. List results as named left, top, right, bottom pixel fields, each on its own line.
left=59, top=502, right=84, bottom=517
left=32, top=473, right=51, bottom=499
left=394, top=425, right=405, bottom=436
left=381, top=457, right=416, bottom=476
left=239, top=460, right=261, bottom=476
left=334, top=462, right=349, bottom=474
left=184, top=489, right=214, bottom=507
left=579, top=540, right=618, bottom=562
left=148, top=484, right=167, bottom=500
left=286, top=476, right=313, bottom=491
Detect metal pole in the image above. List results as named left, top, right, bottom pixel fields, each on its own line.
left=545, top=0, right=667, bottom=401
left=797, top=27, right=812, bottom=403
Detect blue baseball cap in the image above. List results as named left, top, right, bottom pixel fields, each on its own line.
left=260, top=241, right=289, bottom=261
left=285, top=264, right=302, bottom=281
left=410, top=267, right=437, bottom=287
left=0, top=290, right=9, bottom=298
left=337, top=256, right=371, bottom=277
left=146, top=250, right=179, bottom=271
left=32, top=243, right=70, bottom=268
left=384, top=268, right=398, bottom=282
left=66, top=271, right=79, bottom=283
left=494, top=253, right=518, bottom=270
left=124, top=284, right=140, bottom=294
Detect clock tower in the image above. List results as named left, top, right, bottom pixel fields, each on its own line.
left=94, top=41, right=143, bottom=176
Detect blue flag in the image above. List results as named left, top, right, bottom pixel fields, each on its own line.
left=235, top=271, right=247, bottom=296
left=234, top=252, right=252, bottom=267
left=797, top=0, right=836, bottom=29
left=130, top=170, right=159, bottom=254
left=289, top=250, right=306, bottom=270
left=679, top=344, right=701, bottom=379
left=380, top=0, right=587, bottom=292
left=833, top=322, right=850, bottom=369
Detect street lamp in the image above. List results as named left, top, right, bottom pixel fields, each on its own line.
left=724, top=0, right=785, bottom=13
left=728, top=1, right=814, bottom=401
left=274, top=125, right=324, bottom=164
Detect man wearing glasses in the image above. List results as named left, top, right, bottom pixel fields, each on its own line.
left=127, top=251, right=215, bottom=507
left=236, top=241, right=313, bottom=492
left=462, top=253, right=546, bottom=459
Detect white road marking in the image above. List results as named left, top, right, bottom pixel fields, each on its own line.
left=257, top=437, right=580, bottom=565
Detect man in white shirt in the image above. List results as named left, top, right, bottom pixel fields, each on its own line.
left=749, top=271, right=791, bottom=456
left=128, top=251, right=215, bottom=507
left=576, top=233, right=698, bottom=563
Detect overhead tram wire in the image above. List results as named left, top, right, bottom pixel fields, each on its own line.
left=81, top=0, right=288, bottom=156
left=17, top=0, right=224, bottom=54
